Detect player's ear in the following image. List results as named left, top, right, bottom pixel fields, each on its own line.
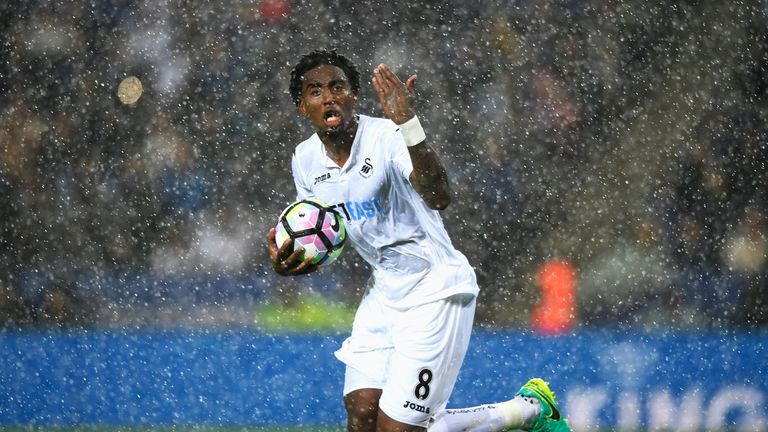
left=298, top=99, right=308, bottom=117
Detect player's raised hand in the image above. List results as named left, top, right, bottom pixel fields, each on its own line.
left=266, top=228, right=318, bottom=276
left=372, top=63, right=417, bottom=125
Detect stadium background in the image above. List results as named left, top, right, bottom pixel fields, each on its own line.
left=1, top=0, right=767, bottom=430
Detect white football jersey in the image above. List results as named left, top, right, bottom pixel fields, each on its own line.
left=290, top=115, right=478, bottom=308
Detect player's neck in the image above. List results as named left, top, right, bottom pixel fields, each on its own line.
left=320, top=115, right=358, bottom=167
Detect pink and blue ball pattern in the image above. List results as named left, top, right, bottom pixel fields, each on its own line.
left=274, top=199, right=346, bottom=266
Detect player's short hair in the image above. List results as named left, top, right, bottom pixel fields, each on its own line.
left=289, top=49, right=360, bottom=106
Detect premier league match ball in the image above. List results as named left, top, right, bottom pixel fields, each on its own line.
left=274, top=199, right=346, bottom=266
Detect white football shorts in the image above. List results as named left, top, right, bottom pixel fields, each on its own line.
left=334, top=290, right=477, bottom=427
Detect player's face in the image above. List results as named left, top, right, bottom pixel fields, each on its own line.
left=298, top=65, right=358, bottom=137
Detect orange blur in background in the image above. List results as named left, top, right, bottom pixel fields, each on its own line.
left=531, top=259, right=577, bottom=335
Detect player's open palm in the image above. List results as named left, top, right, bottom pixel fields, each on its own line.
left=372, top=63, right=416, bottom=125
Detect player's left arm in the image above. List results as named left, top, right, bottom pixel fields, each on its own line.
left=372, top=63, right=451, bottom=210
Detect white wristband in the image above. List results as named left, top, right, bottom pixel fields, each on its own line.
left=399, top=115, right=426, bottom=147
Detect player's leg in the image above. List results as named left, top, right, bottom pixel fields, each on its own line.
left=336, top=289, right=393, bottom=432
left=427, top=379, right=571, bottom=432
left=344, top=387, right=382, bottom=432
left=377, top=409, right=428, bottom=431
left=343, top=386, right=428, bottom=432
left=514, top=378, right=571, bottom=432
left=376, top=294, right=476, bottom=431
left=427, top=397, right=540, bottom=431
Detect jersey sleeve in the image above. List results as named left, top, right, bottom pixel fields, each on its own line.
left=291, top=151, right=312, bottom=201
left=390, top=124, right=414, bottom=180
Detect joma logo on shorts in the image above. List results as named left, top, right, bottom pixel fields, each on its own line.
left=402, top=400, right=431, bottom=414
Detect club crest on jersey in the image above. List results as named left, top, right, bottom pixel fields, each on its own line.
left=359, top=157, right=373, bottom=178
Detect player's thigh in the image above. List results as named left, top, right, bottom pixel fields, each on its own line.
left=378, top=294, right=477, bottom=427
left=377, top=409, right=427, bottom=432
left=344, top=387, right=383, bottom=432
left=337, top=289, right=395, bottom=395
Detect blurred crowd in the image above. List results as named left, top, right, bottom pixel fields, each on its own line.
left=0, top=0, right=766, bottom=330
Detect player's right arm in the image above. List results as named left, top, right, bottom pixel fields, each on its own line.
left=266, top=151, right=318, bottom=276
left=266, top=228, right=318, bottom=276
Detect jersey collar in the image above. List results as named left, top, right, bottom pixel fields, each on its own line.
left=320, top=116, right=364, bottom=171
